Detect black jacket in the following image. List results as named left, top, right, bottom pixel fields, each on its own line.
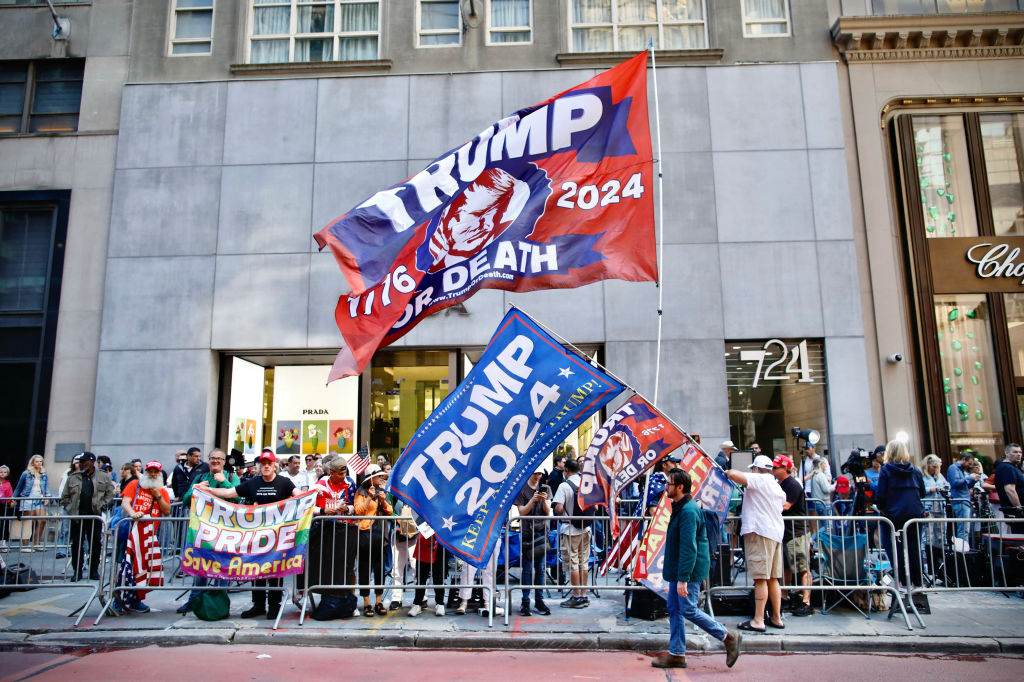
left=876, top=462, right=926, bottom=521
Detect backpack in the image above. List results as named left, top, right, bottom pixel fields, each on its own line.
left=0, top=563, right=40, bottom=598
left=192, top=590, right=230, bottom=621
left=566, top=479, right=595, bottom=529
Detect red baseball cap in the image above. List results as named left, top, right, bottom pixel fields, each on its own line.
left=144, top=460, right=162, bottom=471
left=836, top=476, right=851, bottom=493
left=258, top=448, right=276, bottom=463
left=772, top=454, right=794, bottom=469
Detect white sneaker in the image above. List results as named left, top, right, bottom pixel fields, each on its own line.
left=408, top=604, right=422, bottom=617
left=435, top=604, right=445, bottom=617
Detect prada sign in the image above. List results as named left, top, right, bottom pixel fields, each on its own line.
left=930, top=237, right=1024, bottom=294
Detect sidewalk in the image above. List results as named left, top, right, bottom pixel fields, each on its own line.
left=1, top=582, right=1022, bottom=655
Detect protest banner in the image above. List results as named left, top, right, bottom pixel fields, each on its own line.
left=388, top=307, right=624, bottom=568
left=182, top=487, right=317, bottom=581
left=578, top=396, right=686, bottom=537
left=634, top=492, right=671, bottom=600
left=677, top=440, right=734, bottom=526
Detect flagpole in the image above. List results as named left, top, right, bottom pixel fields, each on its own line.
left=649, top=41, right=665, bottom=406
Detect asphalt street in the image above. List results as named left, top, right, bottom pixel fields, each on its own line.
left=2, top=646, right=1021, bottom=682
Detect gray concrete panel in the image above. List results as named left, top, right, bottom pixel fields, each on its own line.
left=499, top=69, right=597, bottom=116
left=830, top=434, right=877, bottom=461
left=78, top=57, right=128, bottom=133
left=86, top=0, right=133, bottom=58
left=108, top=167, right=221, bottom=257
left=307, top=251, right=348, bottom=348
left=714, top=151, right=814, bottom=242
left=117, top=82, right=226, bottom=168
left=211, top=253, right=311, bottom=349
left=224, top=80, right=317, bottom=166
left=505, top=282, right=606, bottom=342
left=2, top=137, right=75, bottom=190
left=825, top=337, right=874, bottom=437
left=71, top=135, right=117, bottom=191
left=817, top=241, right=864, bottom=338
left=60, top=186, right=112, bottom=313
left=391, top=289, right=506, bottom=348
left=606, top=339, right=730, bottom=436
left=217, top=164, right=314, bottom=254
left=720, top=241, right=824, bottom=339
left=707, top=65, right=806, bottom=151
left=311, top=160, right=410, bottom=241
left=92, top=445, right=201, bottom=472
left=316, top=76, right=409, bottom=162
left=100, top=256, right=215, bottom=351
left=809, top=149, right=855, bottom=241
left=408, top=72, right=503, bottom=160
left=47, top=356, right=98, bottom=433
left=661, top=152, right=717, bottom=244
left=800, top=62, right=844, bottom=150
left=651, top=68, right=711, bottom=154
left=91, top=349, right=212, bottom=446
left=605, top=243, right=722, bottom=341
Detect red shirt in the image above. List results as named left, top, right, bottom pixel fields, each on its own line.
left=121, top=480, right=170, bottom=517
left=314, top=476, right=353, bottom=510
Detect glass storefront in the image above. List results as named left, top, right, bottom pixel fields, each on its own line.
left=369, top=349, right=451, bottom=463
left=726, top=338, right=830, bottom=460
left=895, top=109, right=1024, bottom=464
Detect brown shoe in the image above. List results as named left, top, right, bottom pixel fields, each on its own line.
left=651, top=654, right=687, bottom=669
left=724, top=630, right=741, bottom=668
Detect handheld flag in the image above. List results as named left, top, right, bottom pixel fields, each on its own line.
left=315, top=51, right=656, bottom=380
left=387, top=308, right=624, bottom=569
left=578, top=396, right=686, bottom=537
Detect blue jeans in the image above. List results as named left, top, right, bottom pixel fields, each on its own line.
left=952, top=501, right=972, bottom=543
left=520, top=550, right=546, bottom=604
left=667, top=581, right=727, bottom=656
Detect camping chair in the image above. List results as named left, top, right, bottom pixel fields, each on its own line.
left=817, top=528, right=873, bottom=619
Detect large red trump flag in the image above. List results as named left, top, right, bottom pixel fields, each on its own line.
left=315, top=51, right=657, bottom=380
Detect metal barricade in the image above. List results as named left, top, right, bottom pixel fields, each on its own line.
left=98, top=515, right=289, bottom=628
left=0, top=506, right=108, bottom=626
left=297, top=514, right=492, bottom=625
left=902, top=515, right=1024, bottom=626
left=704, top=514, right=913, bottom=630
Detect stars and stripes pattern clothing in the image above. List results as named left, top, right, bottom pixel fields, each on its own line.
left=125, top=519, right=163, bottom=600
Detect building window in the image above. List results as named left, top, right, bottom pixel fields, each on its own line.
left=725, top=338, right=830, bottom=460
left=488, top=0, right=531, bottom=44
left=569, top=0, right=707, bottom=53
left=742, top=0, right=790, bottom=37
left=170, top=0, right=214, bottom=55
left=870, top=0, right=1024, bottom=15
left=0, top=192, right=69, bottom=472
left=0, top=60, right=84, bottom=136
left=248, top=1, right=380, bottom=64
left=418, top=0, right=461, bottom=47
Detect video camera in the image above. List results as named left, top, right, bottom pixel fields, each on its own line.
left=225, top=448, right=244, bottom=474
left=841, top=448, right=871, bottom=478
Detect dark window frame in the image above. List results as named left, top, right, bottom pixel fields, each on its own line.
left=0, top=59, right=84, bottom=136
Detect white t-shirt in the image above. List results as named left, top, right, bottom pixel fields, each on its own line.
left=554, top=474, right=586, bottom=536
left=740, top=472, right=786, bottom=543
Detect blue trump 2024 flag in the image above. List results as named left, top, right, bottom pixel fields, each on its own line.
left=387, top=308, right=625, bottom=569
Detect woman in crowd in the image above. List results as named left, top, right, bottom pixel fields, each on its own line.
left=920, top=453, right=949, bottom=572
left=118, top=462, right=137, bottom=495
left=809, top=457, right=834, bottom=516
left=875, top=440, right=926, bottom=587
left=0, top=465, right=13, bottom=551
left=13, top=454, right=51, bottom=550
left=353, top=464, right=392, bottom=617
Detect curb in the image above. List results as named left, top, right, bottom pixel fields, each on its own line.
left=0, top=631, right=1020, bottom=655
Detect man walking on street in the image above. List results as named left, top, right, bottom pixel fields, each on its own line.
left=652, top=468, right=741, bottom=669
left=726, top=455, right=786, bottom=633
left=60, top=452, right=115, bottom=581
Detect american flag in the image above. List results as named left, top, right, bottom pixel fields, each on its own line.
left=125, top=520, right=163, bottom=599
left=599, top=518, right=642, bottom=577
left=347, top=446, right=370, bottom=475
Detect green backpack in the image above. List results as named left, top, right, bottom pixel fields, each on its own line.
left=191, top=590, right=230, bottom=621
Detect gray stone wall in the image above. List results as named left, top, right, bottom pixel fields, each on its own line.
left=95, top=59, right=872, bottom=465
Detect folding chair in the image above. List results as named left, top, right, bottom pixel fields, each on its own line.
left=818, top=529, right=872, bottom=618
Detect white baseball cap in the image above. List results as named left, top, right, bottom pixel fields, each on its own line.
left=748, top=455, right=774, bottom=471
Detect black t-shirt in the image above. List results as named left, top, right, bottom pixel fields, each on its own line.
left=994, top=461, right=1024, bottom=508
left=515, top=483, right=550, bottom=549
left=234, top=475, right=295, bottom=504
left=779, top=475, right=807, bottom=541
left=78, top=473, right=94, bottom=515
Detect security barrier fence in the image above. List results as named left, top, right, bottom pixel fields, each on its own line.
left=4, top=502, right=1023, bottom=630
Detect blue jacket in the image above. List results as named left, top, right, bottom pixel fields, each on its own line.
left=13, top=471, right=51, bottom=498
left=946, top=461, right=973, bottom=500
left=663, top=496, right=710, bottom=584
left=875, top=462, right=925, bottom=522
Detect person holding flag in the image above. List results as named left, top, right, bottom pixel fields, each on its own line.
left=652, top=468, right=741, bottom=670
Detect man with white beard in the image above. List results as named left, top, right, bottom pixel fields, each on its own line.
left=119, top=461, right=171, bottom=613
